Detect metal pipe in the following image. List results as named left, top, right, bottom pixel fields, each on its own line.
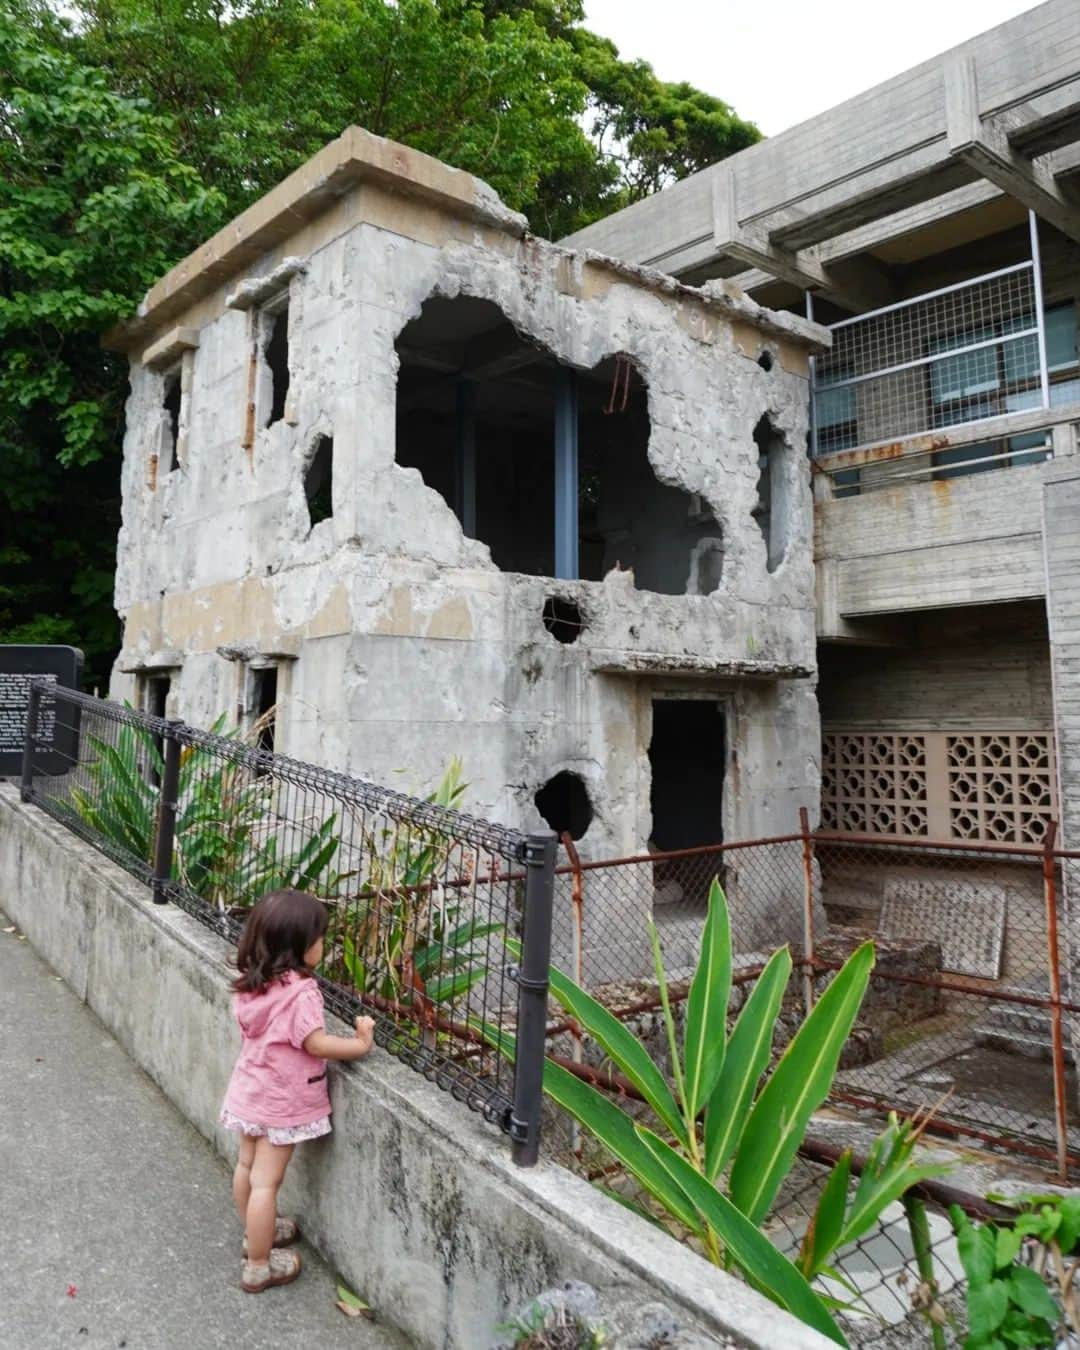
left=1029, top=210, right=1052, bottom=410
left=510, top=830, right=556, bottom=1166
left=562, top=831, right=585, bottom=1157
left=553, top=367, right=579, bottom=580
left=454, top=378, right=477, bottom=537
left=800, top=806, right=816, bottom=1014
left=806, top=291, right=819, bottom=460
left=810, top=955, right=1080, bottom=1014
left=798, top=1134, right=1019, bottom=1223
left=825, top=439, right=1052, bottom=484
left=1043, top=820, right=1069, bottom=1181
left=829, top=1087, right=1077, bottom=1172
left=151, top=720, right=183, bottom=905
left=20, top=679, right=42, bottom=803
left=816, top=327, right=1040, bottom=392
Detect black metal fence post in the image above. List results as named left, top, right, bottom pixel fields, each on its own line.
left=151, top=719, right=183, bottom=905
left=20, top=679, right=43, bottom=802
left=510, top=829, right=556, bottom=1166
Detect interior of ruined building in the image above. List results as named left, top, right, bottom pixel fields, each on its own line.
left=394, top=295, right=727, bottom=596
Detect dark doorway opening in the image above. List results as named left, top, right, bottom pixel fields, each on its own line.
left=535, top=770, right=593, bottom=841
left=649, top=700, right=725, bottom=904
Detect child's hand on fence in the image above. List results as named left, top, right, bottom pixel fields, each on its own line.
left=354, top=1016, right=375, bottom=1056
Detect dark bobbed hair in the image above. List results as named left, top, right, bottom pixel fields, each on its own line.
left=233, top=889, right=329, bottom=994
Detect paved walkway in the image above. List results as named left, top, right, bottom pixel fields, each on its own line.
left=0, top=914, right=412, bottom=1350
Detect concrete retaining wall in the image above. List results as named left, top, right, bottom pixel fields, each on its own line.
left=0, top=785, right=831, bottom=1350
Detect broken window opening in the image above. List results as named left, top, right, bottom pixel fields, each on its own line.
left=535, top=770, right=593, bottom=841
left=250, top=665, right=278, bottom=764
left=138, top=672, right=173, bottom=786
left=542, top=596, right=584, bottom=644
left=141, top=673, right=171, bottom=721
left=752, top=413, right=792, bottom=574
left=648, top=699, right=726, bottom=907
left=264, top=304, right=290, bottom=427
left=757, top=350, right=774, bottom=372
left=162, top=371, right=182, bottom=472
left=394, top=296, right=725, bottom=597
left=304, top=436, right=333, bottom=529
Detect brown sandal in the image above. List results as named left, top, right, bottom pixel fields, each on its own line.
left=242, top=1216, right=300, bottom=1256
left=241, top=1247, right=302, bottom=1293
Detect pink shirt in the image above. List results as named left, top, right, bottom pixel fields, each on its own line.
left=223, top=971, right=331, bottom=1127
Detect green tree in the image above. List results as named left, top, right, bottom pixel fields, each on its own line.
left=0, top=0, right=224, bottom=680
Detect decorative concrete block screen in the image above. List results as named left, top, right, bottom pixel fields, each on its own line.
left=822, top=730, right=1056, bottom=844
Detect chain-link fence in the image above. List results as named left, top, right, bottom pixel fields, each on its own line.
left=542, top=823, right=1080, bottom=1344
left=550, top=821, right=1079, bottom=1179
left=19, top=681, right=558, bottom=1160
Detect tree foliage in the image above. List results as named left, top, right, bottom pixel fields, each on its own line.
left=0, top=0, right=224, bottom=677
left=1, top=0, right=758, bottom=681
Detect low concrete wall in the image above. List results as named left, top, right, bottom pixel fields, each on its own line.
left=0, top=785, right=831, bottom=1349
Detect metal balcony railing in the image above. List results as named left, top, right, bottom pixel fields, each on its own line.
left=810, top=213, right=1077, bottom=488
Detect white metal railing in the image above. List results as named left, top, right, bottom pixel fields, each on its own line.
left=811, top=213, right=1058, bottom=469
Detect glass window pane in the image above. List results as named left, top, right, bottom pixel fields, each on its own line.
left=1046, top=303, right=1078, bottom=374
left=816, top=384, right=856, bottom=428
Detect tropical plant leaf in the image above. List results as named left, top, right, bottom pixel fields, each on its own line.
left=704, top=945, right=791, bottom=1180
left=729, top=942, right=874, bottom=1225
left=798, top=1150, right=851, bottom=1279
left=682, top=877, right=732, bottom=1121
left=505, top=934, right=687, bottom=1147
left=635, top=1127, right=848, bottom=1347
left=476, top=1011, right=703, bottom=1234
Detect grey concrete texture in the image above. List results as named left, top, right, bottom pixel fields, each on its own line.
left=0, top=785, right=837, bottom=1350
left=0, top=910, right=410, bottom=1350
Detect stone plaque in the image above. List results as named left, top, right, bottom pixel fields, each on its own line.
left=880, top=878, right=1007, bottom=980
left=0, top=645, right=84, bottom=778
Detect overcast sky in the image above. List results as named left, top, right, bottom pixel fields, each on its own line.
left=584, top=0, right=1041, bottom=136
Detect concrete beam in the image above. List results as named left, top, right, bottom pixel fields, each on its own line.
left=944, top=54, right=1080, bottom=245
left=712, top=168, right=893, bottom=310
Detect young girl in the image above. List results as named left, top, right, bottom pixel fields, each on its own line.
left=220, top=889, right=375, bottom=1293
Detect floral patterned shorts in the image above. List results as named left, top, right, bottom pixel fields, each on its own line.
left=220, top=1107, right=332, bottom=1146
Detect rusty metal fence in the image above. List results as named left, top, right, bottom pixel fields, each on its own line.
left=553, top=814, right=1080, bottom=1183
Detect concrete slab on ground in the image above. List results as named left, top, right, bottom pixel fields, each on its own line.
left=0, top=911, right=412, bottom=1350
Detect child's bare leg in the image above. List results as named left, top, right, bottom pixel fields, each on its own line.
left=233, top=1133, right=257, bottom=1224
left=245, top=1138, right=294, bottom=1264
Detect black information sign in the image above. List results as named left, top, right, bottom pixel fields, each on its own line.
left=0, top=645, right=84, bottom=778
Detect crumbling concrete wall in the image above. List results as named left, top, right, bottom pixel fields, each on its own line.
left=109, top=129, right=825, bottom=964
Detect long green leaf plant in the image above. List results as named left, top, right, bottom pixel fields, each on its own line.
left=491, top=879, right=946, bottom=1346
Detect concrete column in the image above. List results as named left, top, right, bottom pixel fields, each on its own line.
left=454, top=378, right=477, bottom=538
left=1042, top=463, right=1080, bottom=1086
left=554, top=367, right=578, bottom=580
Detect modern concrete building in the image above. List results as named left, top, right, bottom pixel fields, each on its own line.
left=106, top=126, right=825, bottom=945
left=567, top=0, right=1080, bottom=863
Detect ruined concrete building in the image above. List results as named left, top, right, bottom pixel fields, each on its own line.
left=108, top=128, right=825, bottom=888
